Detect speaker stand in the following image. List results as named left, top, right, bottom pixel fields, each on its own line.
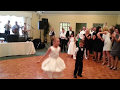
left=36, top=30, right=42, bottom=49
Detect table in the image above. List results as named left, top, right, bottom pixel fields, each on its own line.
left=0, top=42, right=36, bottom=57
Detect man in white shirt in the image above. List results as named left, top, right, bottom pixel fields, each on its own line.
left=4, top=20, right=11, bottom=35
left=49, top=28, right=55, bottom=45
left=79, top=26, right=86, bottom=40
left=60, top=28, right=67, bottom=52
left=79, top=26, right=88, bottom=59
left=4, top=20, right=11, bottom=41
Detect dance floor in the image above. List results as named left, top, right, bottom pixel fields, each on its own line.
left=0, top=53, right=120, bottom=79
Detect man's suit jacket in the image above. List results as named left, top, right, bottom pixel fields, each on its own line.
left=66, top=30, right=74, bottom=39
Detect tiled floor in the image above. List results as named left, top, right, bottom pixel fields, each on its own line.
left=0, top=53, right=120, bottom=79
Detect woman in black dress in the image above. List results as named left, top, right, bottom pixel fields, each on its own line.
left=92, top=28, right=98, bottom=61
left=92, top=26, right=104, bottom=62
left=83, top=29, right=91, bottom=59
left=96, top=26, right=104, bottom=62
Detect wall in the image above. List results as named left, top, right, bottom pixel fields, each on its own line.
left=0, top=11, right=32, bottom=18
left=117, top=15, right=120, bottom=24
left=31, top=13, right=118, bottom=42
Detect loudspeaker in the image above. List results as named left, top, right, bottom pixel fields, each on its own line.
left=0, top=33, right=6, bottom=38
left=42, top=18, right=49, bottom=30
left=42, top=18, right=48, bottom=24
left=18, top=37, right=26, bottom=42
left=6, top=35, right=19, bottom=42
left=38, top=21, right=44, bottom=29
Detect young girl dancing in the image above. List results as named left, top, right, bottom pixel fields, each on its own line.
left=38, top=37, right=66, bottom=79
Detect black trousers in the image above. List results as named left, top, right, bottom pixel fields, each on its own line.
left=5, top=30, right=10, bottom=35
left=74, top=60, right=83, bottom=76
left=5, top=31, right=10, bottom=41
left=61, top=39, right=66, bottom=52
left=51, top=40, right=53, bottom=46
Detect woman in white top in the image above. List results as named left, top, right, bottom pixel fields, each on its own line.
left=97, top=27, right=112, bottom=67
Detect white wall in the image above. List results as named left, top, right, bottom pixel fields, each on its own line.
left=0, top=11, right=32, bottom=18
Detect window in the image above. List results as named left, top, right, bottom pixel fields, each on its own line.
left=93, top=23, right=103, bottom=28
left=0, top=15, right=24, bottom=36
left=60, top=22, right=70, bottom=32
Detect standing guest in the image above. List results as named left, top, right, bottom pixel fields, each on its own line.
left=79, top=27, right=86, bottom=40
left=66, top=27, right=74, bottom=44
left=22, top=23, right=30, bottom=41
left=98, top=27, right=112, bottom=67
left=90, top=27, right=96, bottom=54
left=110, top=28, right=120, bottom=70
left=93, top=26, right=104, bottom=62
left=12, top=21, right=20, bottom=36
left=60, top=28, right=67, bottom=52
left=74, top=40, right=85, bottom=78
left=92, top=27, right=97, bottom=61
left=4, top=20, right=11, bottom=41
left=67, top=33, right=76, bottom=58
left=96, top=26, right=104, bottom=63
left=79, top=27, right=87, bottom=59
left=83, top=29, right=91, bottom=60
left=49, top=28, right=55, bottom=46
left=4, top=20, right=11, bottom=35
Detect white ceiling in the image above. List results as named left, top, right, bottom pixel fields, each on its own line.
left=35, top=11, right=120, bottom=15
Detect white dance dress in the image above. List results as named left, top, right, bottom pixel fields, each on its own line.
left=68, top=37, right=76, bottom=55
left=41, top=46, right=66, bottom=72
left=102, top=32, right=112, bottom=51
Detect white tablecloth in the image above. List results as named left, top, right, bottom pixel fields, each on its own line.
left=0, top=42, right=36, bottom=57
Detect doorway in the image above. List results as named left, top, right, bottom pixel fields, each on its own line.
left=76, top=23, right=87, bottom=35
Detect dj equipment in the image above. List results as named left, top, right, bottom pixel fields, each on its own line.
left=6, top=35, right=19, bottom=42
left=32, top=39, right=45, bottom=49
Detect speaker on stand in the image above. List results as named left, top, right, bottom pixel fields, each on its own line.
left=37, top=18, right=49, bottom=49
left=42, top=18, right=49, bottom=49
left=37, top=21, right=44, bottom=49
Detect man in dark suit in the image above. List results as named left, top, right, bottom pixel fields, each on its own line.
left=66, top=26, right=74, bottom=43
